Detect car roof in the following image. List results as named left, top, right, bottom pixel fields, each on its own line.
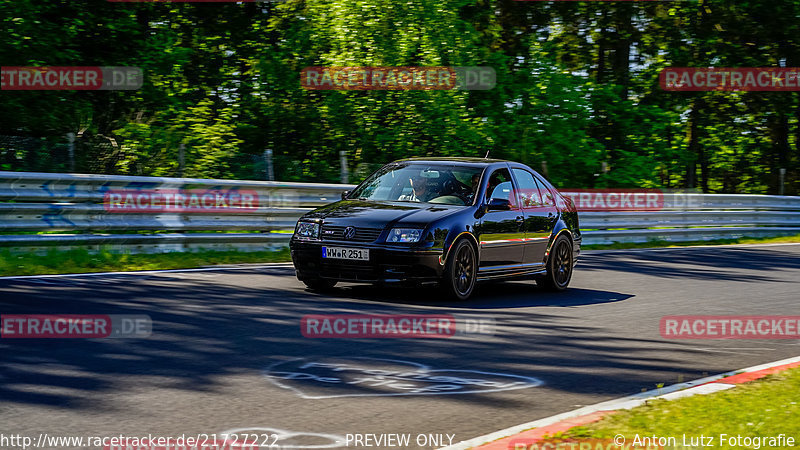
left=394, top=156, right=508, bottom=166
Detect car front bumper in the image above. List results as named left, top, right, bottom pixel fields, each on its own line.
left=290, top=239, right=445, bottom=284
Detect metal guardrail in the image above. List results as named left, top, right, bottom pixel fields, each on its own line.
left=1, top=171, right=799, bottom=253
left=0, top=171, right=356, bottom=253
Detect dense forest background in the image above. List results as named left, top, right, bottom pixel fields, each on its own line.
left=2, top=0, right=799, bottom=194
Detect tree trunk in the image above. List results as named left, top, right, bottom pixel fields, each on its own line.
left=685, top=99, right=701, bottom=189
left=612, top=5, right=633, bottom=100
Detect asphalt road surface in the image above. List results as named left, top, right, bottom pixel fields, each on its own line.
left=2, top=244, right=799, bottom=449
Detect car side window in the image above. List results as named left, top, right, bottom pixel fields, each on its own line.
left=534, top=176, right=555, bottom=207
left=485, top=168, right=517, bottom=208
left=512, top=169, right=542, bottom=208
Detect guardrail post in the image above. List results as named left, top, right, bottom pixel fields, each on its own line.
left=66, top=132, right=76, bottom=173
left=264, top=149, right=274, bottom=181
left=178, top=143, right=185, bottom=177
left=780, top=168, right=786, bottom=196
left=340, top=151, right=349, bottom=184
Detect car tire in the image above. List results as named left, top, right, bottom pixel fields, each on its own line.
left=301, top=278, right=337, bottom=291
left=538, top=234, right=573, bottom=291
left=443, top=238, right=477, bottom=301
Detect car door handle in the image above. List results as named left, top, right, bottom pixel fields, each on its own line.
left=548, top=212, right=555, bottom=218
left=515, top=216, right=524, bottom=223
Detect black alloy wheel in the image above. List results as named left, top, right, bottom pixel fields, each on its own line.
left=444, top=238, right=477, bottom=300
left=538, top=234, right=573, bottom=291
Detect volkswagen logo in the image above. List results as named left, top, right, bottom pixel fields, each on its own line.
left=343, top=226, right=356, bottom=240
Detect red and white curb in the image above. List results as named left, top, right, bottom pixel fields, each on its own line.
left=439, top=355, right=800, bottom=450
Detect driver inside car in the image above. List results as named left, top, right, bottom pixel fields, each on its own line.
left=398, top=175, right=438, bottom=202
left=469, top=173, right=481, bottom=198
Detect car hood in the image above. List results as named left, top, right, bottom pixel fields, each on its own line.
left=302, top=200, right=464, bottom=228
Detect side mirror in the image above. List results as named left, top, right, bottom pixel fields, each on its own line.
left=341, top=191, right=350, bottom=200
left=487, top=198, right=511, bottom=211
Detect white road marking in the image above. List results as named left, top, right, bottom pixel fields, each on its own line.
left=657, top=382, right=735, bottom=401
left=263, top=357, right=543, bottom=399
left=219, top=427, right=346, bottom=449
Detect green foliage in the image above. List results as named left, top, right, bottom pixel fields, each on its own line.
left=1, top=0, right=798, bottom=193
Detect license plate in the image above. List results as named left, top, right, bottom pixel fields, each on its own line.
left=322, top=246, right=370, bottom=261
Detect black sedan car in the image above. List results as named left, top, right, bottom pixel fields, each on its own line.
left=290, top=157, right=581, bottom=300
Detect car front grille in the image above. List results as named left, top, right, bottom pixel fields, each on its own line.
left=319, top=261, right=379, bottom=280
left=320, top=225, right=383, bottom=243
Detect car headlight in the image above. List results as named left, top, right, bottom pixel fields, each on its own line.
left=295, top=221, right=320, bottom=240
left=388, top=228, right=423, bottom=243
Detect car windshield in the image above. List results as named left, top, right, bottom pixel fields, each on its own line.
left=349, top=163, right=484, bottom=206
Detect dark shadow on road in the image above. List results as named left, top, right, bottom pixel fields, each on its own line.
left=0, top=251, right=794, bottom=410
left=579, top=246, right=800, bottom=283
left=338, top=282, right=634, bottom=309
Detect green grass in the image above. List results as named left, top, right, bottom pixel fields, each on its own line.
left=583, top=233, right=800, bottom=250
left=0, top=247, right=291, bottom=276
left=547, top=367, right=800, bottom=448
left=2, top=232, right=800, bottom=277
